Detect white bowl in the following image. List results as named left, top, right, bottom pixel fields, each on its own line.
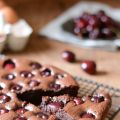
left=7, top=19, right=33, bottom=52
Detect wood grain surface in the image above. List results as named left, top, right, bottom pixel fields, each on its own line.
left=4, top=0, right=120, bottom=90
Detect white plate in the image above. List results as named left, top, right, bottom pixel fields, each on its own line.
left=39, top=2, right=120, bottom=51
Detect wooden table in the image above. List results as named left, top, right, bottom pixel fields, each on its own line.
left=5, top=0, right=120, bottom=90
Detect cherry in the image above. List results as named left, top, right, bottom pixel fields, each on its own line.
left=75, top=18, right=88, bottom=29
left=11, top=84, right=22, bottom=92
left=88, top=15, right=100, bottom=27
left=20, top=71, right=34, bottom=78
left=73, top=97, right=84, bottom=105
left=0, top=94, right=11, bottom=103
left=40, top=69, right=51, bottom=77
left=29, top=62, right=42, bottom=69
left=81, top=113, right=95, bottom=118
left=37, top=112, right=48, bottom=119
left=102, top=28, right=116, bottom=39
left=29, top=80, right=40, bottom=87
left=73, top=10, right=118, bottom=39
left=0, top=109, right=9, bottom=114
left=47, top=102, right=64, bottom=112
left=97, top=10, right=106, bottom=18
left=62, top=50, right=76, bottom=63
left=49, top=82, right=61, bottom=90
left=2, top=73, right=15, bottom=80
left=3, top=59, right=15, bottom=70
left=89, top=28, right=101, bottom=39
left=81, top=12, right=90, bottom=20
left=91, top=95, right=104, bottom=103
left=55, top=74, right=64, bottom=80
left=15, top=116, right=27, bottom=120
left=16, top=108, right=27, bottom=114
left=81, top=60, right=96, bottom=74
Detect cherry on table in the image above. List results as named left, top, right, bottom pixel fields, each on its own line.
left=62, top=50, right=76, bottom=63
left=81, top=60, right=96, bottom=75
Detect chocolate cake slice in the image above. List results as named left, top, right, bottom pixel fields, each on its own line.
left=55, top=92, right=111, bottom=120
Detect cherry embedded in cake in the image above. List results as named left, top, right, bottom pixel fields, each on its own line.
left=0, top=108, right=9, bottom=115
left=73, top=97, right=84, bottom=105
left=3, top=59, right=15, bottom=70
left=81, top=112, right=95, bottom=118
left=2, top=73, right=16, bottom=80
left=0, top=94, right=11, bottom=103
left=28, top=80, right=40, bottom=87
left=29, top=62, right=42, bottom=70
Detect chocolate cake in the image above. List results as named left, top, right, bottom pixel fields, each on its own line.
left=0, top=56, right=111, bottom=120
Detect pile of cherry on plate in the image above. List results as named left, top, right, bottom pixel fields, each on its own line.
left=74, top=10, right=120, bottom=40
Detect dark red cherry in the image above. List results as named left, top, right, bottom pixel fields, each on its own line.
left=40, top=69, right=51, bottom=77
left=47, top=102, right=64, bottom=112
left=0, top=94, right=11, bottom=103
left=81, top=60, right=96, bottom=75
left=37, top=112, right=48, bottom=119
left=102, top=28, right=116, bottom=39
left=11, top=84, right=22, bottom=92
left=62, top=50, right=76, bottom=63
left=29, top=80, right=40, bottom=87
left=89, top=28, right=101, bottom=39
left=73, top=97, right=84, bottom=105
left=49, top=83, right=61, bottom=90
left=91, top=95, right=104, bottom=103
left=55, top=74, right=64, bottom=80
left=2, top=73, right=15, bottom=80
left=81, top=113, right=95, bottom=118
left=29, top=62, right=42, bottom=69
left=20, top=71, right=34, bottom=78
left=81, top=12, right=90, bottom=20
left=88, top=15, right=100, bottom=27
left=0, top=109, right=9, bottom=114
left=15, top=116, right=27, bottom=120
left=3, top=59, right=15, bottom=70
left=16, top=108, right=27, bottom=114
left=75, top=18, right=88, bottom=29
